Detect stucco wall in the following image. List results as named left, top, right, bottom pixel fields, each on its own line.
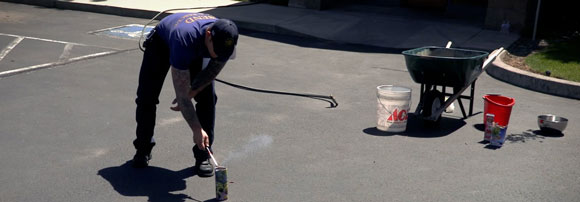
left=485, top=0, right=530, bottom=33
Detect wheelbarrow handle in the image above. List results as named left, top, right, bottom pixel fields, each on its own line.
left=482, top=47, right=504, bottom=69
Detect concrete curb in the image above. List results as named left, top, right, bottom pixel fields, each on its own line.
left=3, top=0, right=53, bottom=7
left=486, top=51, right=580, bottom=100
left=55, top=1, right=160, bottom=19
left=2, top=0, right=155, bottom=18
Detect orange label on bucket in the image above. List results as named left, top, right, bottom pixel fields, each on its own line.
left=387, top=108, right=408, bottom=122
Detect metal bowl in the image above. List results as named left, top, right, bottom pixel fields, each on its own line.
left=538, top=114, right=568, bottom=134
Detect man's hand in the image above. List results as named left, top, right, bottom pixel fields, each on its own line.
left=170, top=98, right=181, bottom=111
left=194, top=129, right=210, bottom=150
left=171, top=66, right=207, bottom=149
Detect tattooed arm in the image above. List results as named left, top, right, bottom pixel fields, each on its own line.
left=171, top=59, right=227, bottom=108
left=171, top=66, right=209, bottom=150
left=189, top=59, right=226, bottom=97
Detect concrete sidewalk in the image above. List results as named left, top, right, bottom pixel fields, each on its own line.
left=7, top=0, right=518, bottom=52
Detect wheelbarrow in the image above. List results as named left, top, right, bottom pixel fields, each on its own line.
left=402, top=42, right=503, bottom=125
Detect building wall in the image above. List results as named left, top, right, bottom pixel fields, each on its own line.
left=288, top=0, right=333, bottom=10
left=288, top=0, right=531, bottom=34
left=485, top=0, right=530, bottom=33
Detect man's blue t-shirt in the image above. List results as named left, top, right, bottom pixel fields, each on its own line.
left=155, top=13, right=217, bottom=70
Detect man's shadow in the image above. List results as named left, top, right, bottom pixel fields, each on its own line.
left=98, top=161, right=203, bottom=202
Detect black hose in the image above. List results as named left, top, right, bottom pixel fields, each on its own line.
left=138, top=1, right=338, bottom=108
left=215, top=78, right=338, bottom=108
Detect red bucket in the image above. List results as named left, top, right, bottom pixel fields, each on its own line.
left=483, top=94, right=515, bottom=126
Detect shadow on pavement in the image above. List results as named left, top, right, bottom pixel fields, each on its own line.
left=505, top=129, right=564, bottom=143
left=506, top=130, right=545, bottom=144
left=535, top=129, right=565, bottom=137
left=473, top=123, right=485, bottom=131
left=238, top=29, right=404, bottom=54
left=479, top=129, right=565, bottom=149
left=98, top=161, right=204, bottom=202
left=363, top=113, right=466, bottom=138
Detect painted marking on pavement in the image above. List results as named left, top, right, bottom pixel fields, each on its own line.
left=0, top=33, right=130, bottom=78
left=0, top=50, right=119, bottom=78
left=0, top=36, right=24, bottom=62
left=58, top=43, right=74, bottom=63
left=89, top=24, right=155, bottom=40
left=0, top=33, right=85, bottom=46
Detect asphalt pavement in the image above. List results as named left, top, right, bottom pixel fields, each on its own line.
left=1, top=2, right=579, bottom=202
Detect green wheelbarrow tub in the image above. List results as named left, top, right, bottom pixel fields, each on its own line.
left=402, top=47, right=489, bottom=87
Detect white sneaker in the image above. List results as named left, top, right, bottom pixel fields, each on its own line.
left=444, top=96, right=455, bottom=113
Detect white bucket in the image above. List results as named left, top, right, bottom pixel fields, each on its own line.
left=376, top=85, right=412, bottom=132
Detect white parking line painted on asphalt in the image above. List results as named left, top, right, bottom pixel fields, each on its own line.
left=0, top=33, right=85, bottom=46
left=0, top=50, right=123, bottom=78
left=0, top=36, right=24, bottom=62
left=0, top=32, right=130, bottom=78
left=0, top=33, right=121, bottom=51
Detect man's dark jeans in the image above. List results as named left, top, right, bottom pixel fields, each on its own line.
left=134, top=32, right=216, bottom=160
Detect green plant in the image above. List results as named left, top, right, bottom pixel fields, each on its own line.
left=525, top=35, right=580, bottom=82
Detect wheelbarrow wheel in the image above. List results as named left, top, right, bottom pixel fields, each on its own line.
left=422, top=89, right=444, bottom=127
